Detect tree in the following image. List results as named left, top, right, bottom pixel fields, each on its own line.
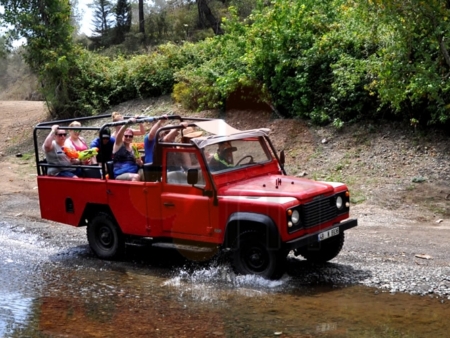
left=113, top=0, right=132, bottom=44
left=89, top=0, right=114, bottom=48
left=139, top=0, right=145, bottom=39
left=0, top=0, right=77, bottom=116
left=359, top=0, right=450, bottom=124
left=197, top=0, right=223, bottom=35
left=70, top=0, right=82, bottom=35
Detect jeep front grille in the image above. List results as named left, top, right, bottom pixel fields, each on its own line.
left=301, top=197, right=338, bottom=228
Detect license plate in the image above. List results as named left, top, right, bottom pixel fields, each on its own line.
left=318, top=227, right=339, bottom=241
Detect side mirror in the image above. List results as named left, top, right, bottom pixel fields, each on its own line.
left=279, top=150, right=285, bottom=166
left=187, top=168, right=199, bottom=185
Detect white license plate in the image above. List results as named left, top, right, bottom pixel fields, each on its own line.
left=318, top=228, right=339, bottom=241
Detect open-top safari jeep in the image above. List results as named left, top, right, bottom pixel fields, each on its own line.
left=34, top=114, right=357, bottom=279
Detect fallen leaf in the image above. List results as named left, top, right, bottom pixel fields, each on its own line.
left=415, top=254, right=433, bottom=260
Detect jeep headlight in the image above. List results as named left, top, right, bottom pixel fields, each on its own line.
left=336, top=196, right=343, bottom=209
left=291, top=210, right=300, bottom=224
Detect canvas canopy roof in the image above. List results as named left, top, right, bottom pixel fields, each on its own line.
left=191, top=119, right=270, bottom=149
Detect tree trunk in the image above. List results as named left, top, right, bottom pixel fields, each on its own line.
left=197, top=0, right=223, bottom=35
left=139, top=0, right=145, bottom=37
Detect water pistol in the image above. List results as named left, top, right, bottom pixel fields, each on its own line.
left=62, top=147, right=98, bottom=160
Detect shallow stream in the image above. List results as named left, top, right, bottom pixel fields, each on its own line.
left=1, top=220, right=449, bottom=337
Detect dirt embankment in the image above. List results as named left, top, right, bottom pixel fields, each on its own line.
left=0, top=98, right=449, bottom=227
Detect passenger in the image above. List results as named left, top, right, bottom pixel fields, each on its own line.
left=112, top=118, right=143, bottom=181
left=65, top=121, right=88, bottom=151
left=162, top=122, right=191, bottom=171
left=64, top=120, right=90, bottom=164
left=42, top=125, right=81, bottom=178
left=180, top=127, right=203, bottom=144
left=208, top=141, right=237, bottom=171
left=90, top=128, right=114, bottom=165
left=180, top=127, right=204, bottom=167
left=160, top=121, right=189, bottom=143
left=165, top=126, right=204, bottom=185
left=111, top=112, right=145, bottom=139
left=144, top=114, right=168, bottom=164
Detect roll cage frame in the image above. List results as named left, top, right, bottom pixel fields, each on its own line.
left=33, top=113, right=286, bottom=182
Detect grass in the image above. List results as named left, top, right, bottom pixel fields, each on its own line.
left=350, top=192, right=367, bottom=204
left=20, top=152, right=33, bottom=161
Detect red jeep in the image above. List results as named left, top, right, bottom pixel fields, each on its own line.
left=34, top=114, right=357, bottom=279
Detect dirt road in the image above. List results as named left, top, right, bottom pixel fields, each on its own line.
left=0, top=101, right=47, bottom=192
left=0, top=100, right=450, bottom=298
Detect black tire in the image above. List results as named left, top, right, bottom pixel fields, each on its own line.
left=232, top=231, right=285, bottom=280
left=297, top=232, right=345, bottom=263
left=87, top=213, right=124, bottom=260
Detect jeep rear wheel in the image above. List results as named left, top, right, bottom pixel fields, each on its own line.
left=232, top=231, right=285, bottom=280
left=296, top=232, right=345, bottom=263
left=87, top=213, right=124, bottom=260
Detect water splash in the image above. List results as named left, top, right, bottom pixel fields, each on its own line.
left=162, top=263, right=288, bottom=302
left=0, top=292, right=33, bottom=337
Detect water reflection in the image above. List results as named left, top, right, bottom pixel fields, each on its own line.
left=0, top=293, right=33, bottom=337
left=0, top=232, right=449, bottom=338
left=2, top=262, right=449, bottom=338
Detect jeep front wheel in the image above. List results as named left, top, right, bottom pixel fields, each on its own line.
left=87, top=213, right=124, bottom=260
left=296, top=232, right=345, bottom=263
left=232, top=231, right=285, bottom=280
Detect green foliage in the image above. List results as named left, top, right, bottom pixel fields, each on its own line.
left=64, top=44, right=181, bottom=115
left=332, top=118, right=344, bottom=130
left=172, top=38, right=228, bottom=110
left=172, top=0, right=379, bottom=121
left=360, top=0, right=450, bottom=125
left=0, top=0, right=77, bottom=116
left=2, top=0, right=450, bottom=126
left=171, top=0, right=450, bottom=126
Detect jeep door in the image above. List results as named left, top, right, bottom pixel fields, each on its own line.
left=161, top=148, right=212, bottom=237
left=106, top=180, right=160, bottom=236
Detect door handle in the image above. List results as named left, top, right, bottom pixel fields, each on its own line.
left=163, top=202, right=175, bottom=207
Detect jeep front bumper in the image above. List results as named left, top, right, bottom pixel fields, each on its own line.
left=284, top=218, right=358, bottom=251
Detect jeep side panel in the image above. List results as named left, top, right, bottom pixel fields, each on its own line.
left=37, top=177, right=107, bottom=226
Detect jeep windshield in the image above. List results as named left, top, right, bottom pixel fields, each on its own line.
left=204, top=137, right=272, bottom=173
left=195, top=137, right=272, bottom=173
left=188, top=120, right=275, bottom=174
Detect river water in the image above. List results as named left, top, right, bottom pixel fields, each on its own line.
left=1, top=221, right=450, bottom=337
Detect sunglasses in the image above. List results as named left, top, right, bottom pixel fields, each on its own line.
left=56, top=133, right=67, bottom=137
left=73, top=129, right=81, bottom=133
left=124, top=135, right=134, bottom=138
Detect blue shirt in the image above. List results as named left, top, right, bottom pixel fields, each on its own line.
left=113, top=144, right=138, bottom=176
left=144, top=134, right=156, bottom=164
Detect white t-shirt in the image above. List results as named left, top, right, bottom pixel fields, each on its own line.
left=43, top=140, right=75, bottom=175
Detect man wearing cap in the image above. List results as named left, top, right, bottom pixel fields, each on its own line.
left=208, top=141, right=237, bottom=171
left=90, top=128, right=115, bottom=165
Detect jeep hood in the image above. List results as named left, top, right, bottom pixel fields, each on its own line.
left=218, top=175, right=343, bottom=201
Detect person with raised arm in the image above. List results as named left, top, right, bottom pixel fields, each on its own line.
left=112, top=118, right=143, bottom=181
left=42, top=125, right=81, bottom=178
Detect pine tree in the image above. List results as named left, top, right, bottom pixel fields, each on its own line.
left=89, top=0, right=114, bottom=48
left=113, top=0, right=132, bottom=44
